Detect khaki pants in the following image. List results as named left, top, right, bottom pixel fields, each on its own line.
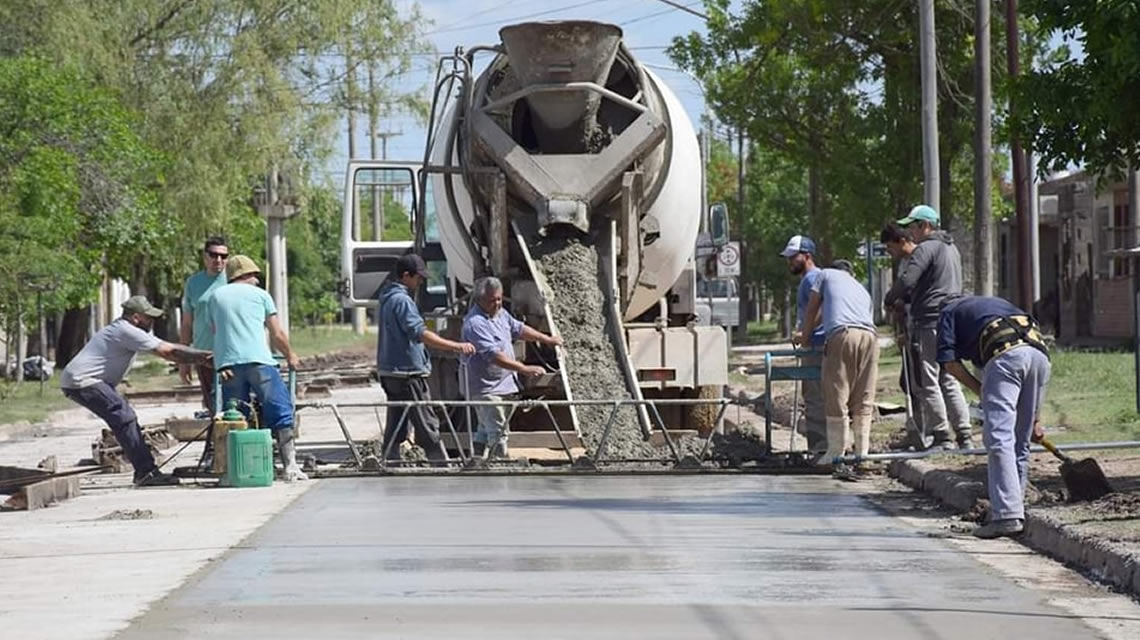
left=799, top=351, right=827, bottom=452
left=822, top=328, right=879, bottom=460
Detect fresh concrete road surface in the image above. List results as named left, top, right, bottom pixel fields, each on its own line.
left=118, top=476, right=1135, bottom=639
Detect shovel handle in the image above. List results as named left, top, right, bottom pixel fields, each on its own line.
left=1036, top=436, right=1072, bottom=463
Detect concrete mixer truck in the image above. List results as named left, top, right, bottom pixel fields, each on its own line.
left=340, top=21, right=728, bottom=452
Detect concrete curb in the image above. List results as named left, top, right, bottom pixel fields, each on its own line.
left=889, top=459, right=1140, bottom=597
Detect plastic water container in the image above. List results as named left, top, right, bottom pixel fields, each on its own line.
left=226, top=429, right=274, bottom=488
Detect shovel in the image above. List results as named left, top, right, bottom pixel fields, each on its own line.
left=900, top=340, right=931, bottom=449
left=1035, top=435, right=1114, bottom=502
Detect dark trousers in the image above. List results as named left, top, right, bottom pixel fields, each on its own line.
left=64, top=382, right=156, bottom=478
left=380, top=376, right=445, bottom=461
left=196, top=365, right=216, bottom=414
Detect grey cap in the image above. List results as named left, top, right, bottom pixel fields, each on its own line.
left=122, top=296, right=164, bottom=318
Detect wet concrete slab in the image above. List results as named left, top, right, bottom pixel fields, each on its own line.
left=117, top=476, right=1108, bottom=639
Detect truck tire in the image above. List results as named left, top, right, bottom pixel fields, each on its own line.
left=686, top=385, right=722, bottom=437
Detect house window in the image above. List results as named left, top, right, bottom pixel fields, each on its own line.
left=1096, top=206, right=1111, bottom=278
left=1113, top=191, right=1132, bottom=277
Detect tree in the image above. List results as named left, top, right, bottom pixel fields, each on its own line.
left=0, top=56, right=166, bottom=365
left=1014, top=1, right=1140, bottom=174
left=0, top=1, right=430, bottom=334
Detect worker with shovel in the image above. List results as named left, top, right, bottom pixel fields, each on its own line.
left=937, top=295, right=1051, bottom=539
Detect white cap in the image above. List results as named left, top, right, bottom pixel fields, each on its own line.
left=779, top=235, right=817, bottom=258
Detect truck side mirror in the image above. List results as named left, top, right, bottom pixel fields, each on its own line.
left=709, top=203, right=730, bottom=247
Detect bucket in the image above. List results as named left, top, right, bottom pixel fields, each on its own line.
left=226, top=429, right=274, bottom=488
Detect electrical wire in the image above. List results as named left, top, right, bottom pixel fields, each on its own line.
left=426, top=0, right=611, bottom=36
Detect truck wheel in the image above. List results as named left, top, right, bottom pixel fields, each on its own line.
left=686, top=385, right=722, bottom=437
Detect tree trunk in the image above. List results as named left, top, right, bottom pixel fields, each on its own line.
left=56, top=306, right=92, bottom=368
left=14, top=301, right=25, bottom=383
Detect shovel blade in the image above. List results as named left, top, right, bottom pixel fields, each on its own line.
left=1060, top=458, right=1114, bottom=502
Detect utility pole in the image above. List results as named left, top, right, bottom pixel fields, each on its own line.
left=371, top=131, right=401, bottom=239
left=974, top=0, right=994, bottom=296
left=347, top=46, right=366, bottom=335
left=1006, top=0, right=1032, bottom=312
left=258, top=165, right=297, bottom=335
left=734, top=127, right=747, bottom=345
left=366, top=61, right=404, bottom=242
left=919, top=0, right=940, bottom=211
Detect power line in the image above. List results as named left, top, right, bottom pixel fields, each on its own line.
left=619, top=1, right=703, bottom=27
left=430, top=0, right=520, bottom=33
left=426, top=0, right=610, bottom=36
left=648, top=0, right=708, bottom=20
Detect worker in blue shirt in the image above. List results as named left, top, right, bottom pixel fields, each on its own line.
left=781, top=235, right=826, bottom=452
left=937, top=295, right=1051, bottom=539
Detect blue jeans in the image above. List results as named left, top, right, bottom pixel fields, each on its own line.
left=221, top=364, right=293, bottom=430
left=64, top=383, right=157, bottom=479
left=982, top=346, right=1051, bottom=521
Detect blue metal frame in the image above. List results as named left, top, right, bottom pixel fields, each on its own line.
left=763, top=348, right=821, bottom=455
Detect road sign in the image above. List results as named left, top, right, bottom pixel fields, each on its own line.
left=716, top=241, right=741, bottom=277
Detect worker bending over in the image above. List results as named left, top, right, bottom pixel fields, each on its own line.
left=61, top=296, right=211, bottom=486
left=937, top=296, right=1051, bottom=539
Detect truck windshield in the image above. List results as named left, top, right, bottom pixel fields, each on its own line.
left=697, top=278, right=736, bottom=298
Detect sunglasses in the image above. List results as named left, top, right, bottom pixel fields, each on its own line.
left=206, top=251, right=229, bottom=259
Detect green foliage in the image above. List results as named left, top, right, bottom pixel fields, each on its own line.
left=0, top=56, right=164, bottom=322
left=0, top=1, right=431, bottom=335
left=1015, top=0, right=1140, bottom=175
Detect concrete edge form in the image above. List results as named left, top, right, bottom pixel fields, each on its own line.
left=888, top=459, right=1140, bottom=598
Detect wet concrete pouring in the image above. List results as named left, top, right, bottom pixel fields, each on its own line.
left=532, top=232, right=767, bottom=466
left=114, top=475, right=1136, bottom=639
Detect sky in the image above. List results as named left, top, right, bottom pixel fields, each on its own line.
left=323, top=0, right=715, bottom=180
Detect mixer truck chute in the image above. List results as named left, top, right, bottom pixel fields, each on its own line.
left=341, top=21, right=728, bottom=447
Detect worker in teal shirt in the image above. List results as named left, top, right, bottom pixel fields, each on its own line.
left=180, top=236, right=229, bottom=412
left=205, top=254, right=306, bottom=481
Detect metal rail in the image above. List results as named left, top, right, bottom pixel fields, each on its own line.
left=296, top=397, right=732, bottom=471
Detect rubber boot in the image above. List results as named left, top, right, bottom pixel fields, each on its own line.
left=818, top=417, right=848, bottom=466
left=853, top=412, right=872, bottom=458
left=278, top=428, right=309, bottom=482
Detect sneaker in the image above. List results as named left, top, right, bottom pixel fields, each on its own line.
left=929, top=437, right=956, bottom=451
left=973, top=518, right=1024, bottom=539
left=956, top=434, right=974, bottom=450
left=832, top=463, right=863, bottom=482
left=134, top=469, right=181, bottom=487
left=283, top=465, right=309, bottom=482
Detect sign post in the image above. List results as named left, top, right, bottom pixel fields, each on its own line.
left=716, top=241, right=741, bottom=278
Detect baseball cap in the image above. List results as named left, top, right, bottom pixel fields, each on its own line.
left=897, top=204, right=940, bottom=227
left=121, top=296, right=164, bottom=318
left=779, top=235, right=817, bottom=258
left=832, top=259, right=854, bottom=274
left=395, top=253, right=428, bottom=278
left=226, top=254, right=262, bottom=282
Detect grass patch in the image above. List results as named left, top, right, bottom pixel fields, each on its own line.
left=288, top=325, right=375, bottom=358
left=873, top=346, right=1140, bottom=446
left=0, top=377, right=74, bottom=425
left=1040, top=349, right=1140, bottom=443
left=742, top=319, right=783, bottom=345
